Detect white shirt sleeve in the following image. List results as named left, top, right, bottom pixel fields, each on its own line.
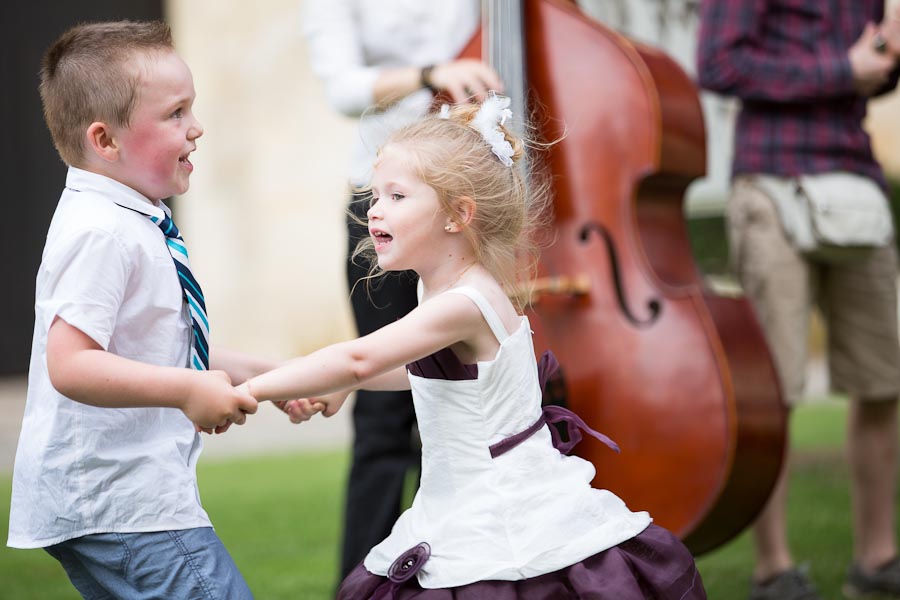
left=304, top=0, right=381, bottom=116
left=36, top=227, right=130, bottom=350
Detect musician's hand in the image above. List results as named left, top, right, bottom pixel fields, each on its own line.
left=878, top=5, right=900, bottom=58
left=849, top=22, right=897, bottom=96
left=430, top=59, right=504, bottom=103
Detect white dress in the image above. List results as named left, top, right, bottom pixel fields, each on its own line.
left=363, top=286, right=651, bottom=589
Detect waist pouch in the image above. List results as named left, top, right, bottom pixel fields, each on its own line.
left=752, top=171, right=894, bottom=261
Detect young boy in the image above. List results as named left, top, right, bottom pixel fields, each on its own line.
left=8, top=20, right=259, bottom=598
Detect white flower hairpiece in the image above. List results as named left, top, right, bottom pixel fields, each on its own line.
left=439, top=104, right=451, bottom=119
left=471, top=92, right=514, bottom=167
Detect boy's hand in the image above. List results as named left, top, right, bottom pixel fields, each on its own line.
left=182, top=370, right=258, bottom=430
left=195, top=421, right=235, bottom=435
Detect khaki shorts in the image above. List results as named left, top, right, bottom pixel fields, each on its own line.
left=727, top=176, right=900, bottom=405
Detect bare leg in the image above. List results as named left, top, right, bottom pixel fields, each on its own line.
left=847, top=396, right=898, bottom=572
left=753, top=437, right=794, bottom=582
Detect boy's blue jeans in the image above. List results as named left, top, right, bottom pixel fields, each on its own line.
left=45, top=527, right=253, bottom=599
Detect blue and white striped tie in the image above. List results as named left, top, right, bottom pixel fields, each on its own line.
left=151, top=213, right=210, bottom=370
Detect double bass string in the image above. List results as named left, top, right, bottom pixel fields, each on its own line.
left=485, top=0, right=526, bottom=136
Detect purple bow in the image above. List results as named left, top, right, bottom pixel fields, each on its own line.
left=542, top=404, right=620, bottom=455
left=489, top=351, right=619, bottom=458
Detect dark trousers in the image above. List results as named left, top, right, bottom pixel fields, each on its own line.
left=340, top=196, right=421, bottom=579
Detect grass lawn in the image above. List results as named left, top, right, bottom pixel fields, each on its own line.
left=0, top=400, right=892, bottom=599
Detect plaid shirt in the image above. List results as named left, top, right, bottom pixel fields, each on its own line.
left=696, top=0, right=897, bottom=188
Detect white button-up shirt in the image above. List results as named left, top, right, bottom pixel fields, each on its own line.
left=8, top=167, right=211, bottom=549
left=304, top=0, right=480, bottom=185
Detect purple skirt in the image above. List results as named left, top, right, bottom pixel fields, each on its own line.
left=337, top=524, right=706, bottom=600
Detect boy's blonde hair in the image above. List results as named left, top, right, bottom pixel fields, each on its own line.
left=355, top=101, right=552, bottom=310
left=40, top=20, right=174, bottom=166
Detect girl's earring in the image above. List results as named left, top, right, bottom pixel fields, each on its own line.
left=444, top=225, right=452, bottom=232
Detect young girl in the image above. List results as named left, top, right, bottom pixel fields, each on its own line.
left=241, top=95, right=706, bottom=599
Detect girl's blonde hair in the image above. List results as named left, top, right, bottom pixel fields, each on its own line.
left=353, top=100, right=552, bottom=311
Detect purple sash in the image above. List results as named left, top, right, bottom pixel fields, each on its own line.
left=489, top=351, right=620, bottom=459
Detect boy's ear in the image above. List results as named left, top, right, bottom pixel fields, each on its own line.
left=85, top=121, right=120, bottom=162
left=446, top=196, right=476, bottom=231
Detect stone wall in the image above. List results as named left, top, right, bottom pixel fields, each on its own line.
left=167, top=0, right=356, bottom=358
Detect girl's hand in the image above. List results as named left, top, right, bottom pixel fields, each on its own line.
left=317, top=390, right=351, bottom=418
left=277, top=390, right=350, bottom=423
left=276, top=397, right=326, bottom=423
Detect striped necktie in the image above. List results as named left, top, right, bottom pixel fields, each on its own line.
left=151, top=213, right=210, bottom=370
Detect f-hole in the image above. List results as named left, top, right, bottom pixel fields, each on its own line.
left=579, top=221, right=662, bottom=327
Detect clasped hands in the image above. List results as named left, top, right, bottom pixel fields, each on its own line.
left=188, top=371, right=349, bottom=434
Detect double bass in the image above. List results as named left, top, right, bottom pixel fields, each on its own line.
left=459, top=0, right=788, bottom=555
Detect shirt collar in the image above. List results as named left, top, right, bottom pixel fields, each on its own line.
left=65, top=166, right=172, bottom=220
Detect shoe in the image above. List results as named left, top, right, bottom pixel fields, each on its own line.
left=749, top=567, right=822, bottom=600
left=843, top=558, right=900, bottom=598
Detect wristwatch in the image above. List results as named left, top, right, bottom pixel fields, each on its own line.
left=420, top=65, right=437, bottom=93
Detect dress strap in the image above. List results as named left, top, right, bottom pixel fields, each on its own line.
left=445, top=286, right=510, bottom=343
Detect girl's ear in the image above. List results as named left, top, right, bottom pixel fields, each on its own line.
left=86, top=121, right=119, bottom=163
left=446, top=196, right=476, bottom=232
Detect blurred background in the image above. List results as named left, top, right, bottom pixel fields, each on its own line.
left=4, top=0, right=900, bottom=382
